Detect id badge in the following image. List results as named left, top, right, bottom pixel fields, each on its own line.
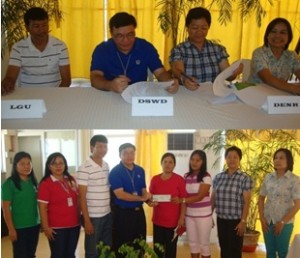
left=67, top=197, right=73, bottom=207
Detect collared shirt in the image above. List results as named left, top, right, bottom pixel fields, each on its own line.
left=91, top=38, right=163, bottom=84
left=169, top=39, right=229, bottom=82
left=259, top=170, right=300, bottom=224
left=213, top=169, right=253, bottom=220
left=109, top=162, right=146, bottom=208
left=250, top=46, right=300, bottom=83
left=37, top=175, right=79, bottom=228
left=9, top=35, right=69, bottom=87
left=76, top=157, right=111, bottom=218
left=1, top=178, right=40, bottom=229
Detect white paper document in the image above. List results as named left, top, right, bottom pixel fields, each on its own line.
left=213, top=60, right=242, bottom=97
left=121, top=81, right=173, bottom=104
left=235, top=84, right=291, bottom=109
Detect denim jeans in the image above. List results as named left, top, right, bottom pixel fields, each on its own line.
left=85, top=213, right=112, bottom=258
left=48, top=225, right=81, bottom=258
left=12, top=224, right=40, bottom=258
left=264, top=222, right=294, bottom=258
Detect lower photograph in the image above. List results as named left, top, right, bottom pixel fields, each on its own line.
left=1, top=129, right=299, bottom=258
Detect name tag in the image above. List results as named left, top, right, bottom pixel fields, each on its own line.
left=1, top=99, right=47, bottom=119
left=262, top=96, right=300, bottom=114
left=132, top=97, right=173, bottom=116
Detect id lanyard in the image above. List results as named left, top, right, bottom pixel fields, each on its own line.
left=125, top=168, right=138, bottom=195
left=58, top=178, right=74, bottom=207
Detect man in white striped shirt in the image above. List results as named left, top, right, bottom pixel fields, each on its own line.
left=76, top=135, right=112, bottom=258
left=1, top=7, right=71, bottom=95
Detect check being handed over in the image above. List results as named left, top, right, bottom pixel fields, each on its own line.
left=152, top=194, right=171, bottom=202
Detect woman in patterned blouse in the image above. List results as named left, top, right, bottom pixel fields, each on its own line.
left=250, top=18, right=300, bottom=95
left=258, top=148, right=300, bottom=258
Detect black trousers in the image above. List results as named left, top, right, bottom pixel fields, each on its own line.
left=153, top=224, right=177, bottom=258
left=113, top=206, right=146, bottom=258
left=217, top=217, right=244, bottom=258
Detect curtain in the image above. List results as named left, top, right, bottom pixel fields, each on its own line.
left=51, top=0, right=299, bottom=78
left=50, top=0, right=105, bottom=78
left=135, top=130, right=168, bottom=235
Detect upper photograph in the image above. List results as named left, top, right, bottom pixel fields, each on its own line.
left=1, top=1, right=300, bottom=129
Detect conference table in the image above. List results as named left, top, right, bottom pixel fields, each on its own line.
left=1, top=84, right=300, bottom=129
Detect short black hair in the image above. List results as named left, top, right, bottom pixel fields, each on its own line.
left=225, top=146, right=242, bottom=160
left=24, top=7, right=48, bottom=27
left=119, top=143, right=136, bottom=154
left=109, top=12, right=137, bottom=31
left=264, top=18, right=293, bottom=50
left=90, top=135, right=108, bottom=147
left=185, top=7, right=211, bottom=27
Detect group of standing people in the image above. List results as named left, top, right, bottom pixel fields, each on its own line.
left=2, top=135, right=300, bottom=258
left=1, top=6, right=299, bottom=96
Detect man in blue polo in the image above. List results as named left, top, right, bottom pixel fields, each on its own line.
left=109, top=143, right=151, bottom=257
left=90, top=12, right=178, bottom=94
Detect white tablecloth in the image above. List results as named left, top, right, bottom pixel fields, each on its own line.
left=2, top=84, right=300, bottom=129
left=287, top=234, right=300, bottom=258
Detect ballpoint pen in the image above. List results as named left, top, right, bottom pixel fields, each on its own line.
left=181, top=72, right=200, bottom=87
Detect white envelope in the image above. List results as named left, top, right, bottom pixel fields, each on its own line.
left=152, top=194, right=171, bottom=202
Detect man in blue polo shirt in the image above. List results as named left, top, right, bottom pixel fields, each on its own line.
left=90, top=12, right=179, bottom=94
left=109, top=143, right=151, bottom=257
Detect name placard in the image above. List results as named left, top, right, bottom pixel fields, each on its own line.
left=1, top=99, right=47, bottom=119
left=132, top=97, right=173, bottom=116
left=262, top=96, right=300, bottom=114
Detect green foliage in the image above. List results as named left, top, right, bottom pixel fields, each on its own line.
left=156, top=0, right=204, bottom=47
left=203, top=129, right=300, bottom=232
left=97, top=238, right=164, bottom=258
left=155, top=0, right=274, bottom=47
left=1, top=0, right=62, bottom=58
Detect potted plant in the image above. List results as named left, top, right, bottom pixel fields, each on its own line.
left=1, top=0, right=63, bottom=58
left=97, top=238, right=164, bottom=258
left=203, top=129, right=300, bottom=252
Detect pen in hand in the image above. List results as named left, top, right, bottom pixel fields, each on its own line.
left=181, top=72, right=200, bottom=87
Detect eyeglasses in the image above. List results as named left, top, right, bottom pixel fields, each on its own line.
left=50, top=162, right=65, bottom=167
left=113, top=32, right=136, bottom=41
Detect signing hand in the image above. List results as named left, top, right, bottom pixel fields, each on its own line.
left=111, top=75, right=131, bottom=93
left=182, top=75, right=200, bottom=91
left=166, top=79, right=179, bottom=94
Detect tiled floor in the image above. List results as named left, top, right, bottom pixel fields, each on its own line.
left=1, top=230, right=266, bottom=257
